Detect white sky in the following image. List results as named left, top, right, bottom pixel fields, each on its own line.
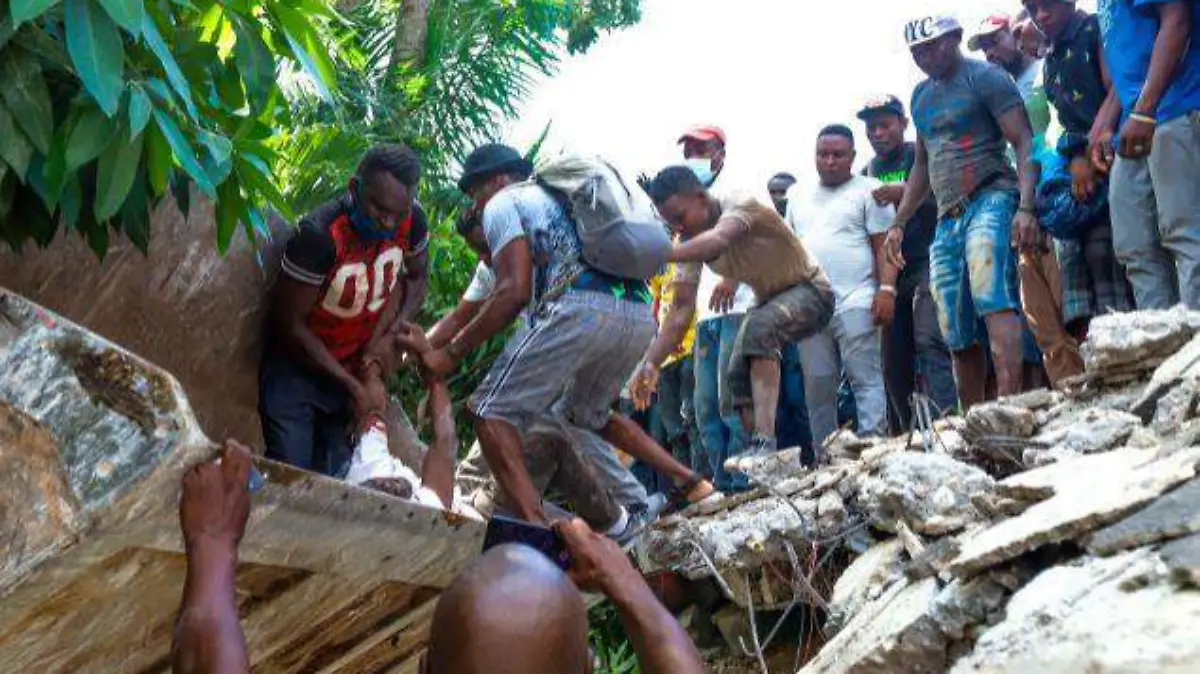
left=504, top=0, right=1095, bottom=199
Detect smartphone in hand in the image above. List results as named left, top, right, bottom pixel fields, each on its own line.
left=482, top=515, right=571, bottom=571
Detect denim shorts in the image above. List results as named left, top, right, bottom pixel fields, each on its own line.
left=929, top=189, right=1021, bottom=351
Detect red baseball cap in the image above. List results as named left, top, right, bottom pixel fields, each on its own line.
left=677, top=125, right=726, bottom=147
left=968, top=14, right=1012, bottom=50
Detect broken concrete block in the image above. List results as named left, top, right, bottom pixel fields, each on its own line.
left=711, top=604, right=755, bottom=656
left=1004, top=388, right=1060, bottom=410
left=857, top=452, right=995, bottom=537
left=817, top=490, right=847, bottom=532
left=947, top=447, right=1200, bottom=578
left=927, top=574, right=1009, bottom=640
left=1087, top=479, right=1200, bottom=555
left=965, top=402, right=1037, bottom=439
left=827, top=539, right=905, bottom=636
left=949, top=549, right=1200, bottom=674
left=1043, top=408, right=1142, bottom=453
left=1082, top=306, right=1200, bottom=374
left=905, top=536, right=963, bottom=581
left=799, top=578, right=945, bottom=674
left=1160, top=532, right=1200, bottom=588
left=1152, top=378, right=1200, bottom=434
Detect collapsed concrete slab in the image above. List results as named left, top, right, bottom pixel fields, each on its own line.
left=826, top=539, right=905, bottom=635
left=1087, top=479, right=1200, bottom=555
left=799, top=578, right=944, bottom=674
left=948, top=549, right=1200, bottom=674
left=1160, top=533, right=1200, bottom=588
left=947, top=448, right=1200, bottom=578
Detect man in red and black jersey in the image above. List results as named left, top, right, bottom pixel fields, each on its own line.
left=260, top=144, right=430, bottom=475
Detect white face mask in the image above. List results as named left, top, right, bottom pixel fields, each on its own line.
left=685, top=157, right=715, bottom=187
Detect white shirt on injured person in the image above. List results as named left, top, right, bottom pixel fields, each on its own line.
left=785, top=175, right=894, bottom=314
left=345, top=421, right=446, bottom=508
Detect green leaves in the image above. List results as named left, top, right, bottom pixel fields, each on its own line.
left=64, top=0, right=124, bottom=116
left=94, top=0, right=141, bottom=35
left=127, top=83, right=151, bottom=135
left=272, top=1, right=337, bottom=100
left=141, top=12, right=198, bottom=120
left=10, top=0, right=60, bottom=25
left=151, top=106, right=213, bottom=197
left=0, top=99, right=34, bottom=179
left=0, top=47, right=54, bottom=154
left=232, top=17, right=274, bottom=110
left=93, top=127, right=143, bottom=220
left=65, top=103, right=115, bottom=169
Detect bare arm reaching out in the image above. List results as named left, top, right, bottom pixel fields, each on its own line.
left=554, top=519, right=706, bottom=674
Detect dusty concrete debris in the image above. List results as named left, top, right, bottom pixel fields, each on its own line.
left=799, top=578, right=945, bottom=674
left=1087, top=478, right=1200, bottom=555
left=643, top=310, right=1200, bottom=672
left=964, top=403, right=1037, bottom=439
left=1152, top=377, right=1200, bottom=434
left=904, top=535, right=963, bottom=581
left=949, top=549, right=1200, bottom=674
left=857, top=452, right=995, bottom=536
left=1160, top=533, right=1200, bottom=588
left=1024, top=408, right=1142, bottom=466
left=1081, top=306, right=1200, bottom=374
left=948, top=447, right=1200, bottom=578
left=927, top=574, right=1009, bottom=641
left=1002, top=388, right=1060, bottom=410
left=827, top=539, right=905, bottom=636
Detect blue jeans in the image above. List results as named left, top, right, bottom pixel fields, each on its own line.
left=259, top=350, right=351, bottom=477
left=693, top=315, right=750, bottom=491
left=777, top=342, right=813, bottom=457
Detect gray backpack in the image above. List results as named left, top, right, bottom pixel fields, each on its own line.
left=535, top=154, right=672, bottom=280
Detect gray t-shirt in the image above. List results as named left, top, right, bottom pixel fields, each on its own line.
left=911, top=58, right=1024, bottom=216
left=481, top=183, right=585, bottom=313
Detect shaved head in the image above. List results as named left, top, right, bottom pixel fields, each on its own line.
left=425, top=544, right=589, bottom=674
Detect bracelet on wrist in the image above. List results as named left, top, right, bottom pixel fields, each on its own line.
left=879, top=285, right=897, bottom=297
left=1129, top=111, right=1156, bottom=125
left=1018, top=204, right=1037, bottom=215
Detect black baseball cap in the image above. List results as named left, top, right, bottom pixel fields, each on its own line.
left=458, top=143, right=534, bottom=192
left=856, top=95, right=906, bottom=121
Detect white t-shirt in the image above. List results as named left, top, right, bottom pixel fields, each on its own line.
left=463, top=262, right=495, bottom=302
left=785, top=175, right=893, bottom=314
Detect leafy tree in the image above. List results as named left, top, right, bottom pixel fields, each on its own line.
left=0, top=0, right=344, bottom=254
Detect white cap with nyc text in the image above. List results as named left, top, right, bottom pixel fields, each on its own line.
left=904, top=15, right=963, bottom=47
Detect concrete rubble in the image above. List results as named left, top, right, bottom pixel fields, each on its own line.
left=637, top=308, right=1200, bottom=673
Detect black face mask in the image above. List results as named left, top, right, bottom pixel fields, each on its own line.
left=773, top=199, right=788, bottom=217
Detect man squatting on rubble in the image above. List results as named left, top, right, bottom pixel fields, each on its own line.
left=630, top=166, right=836, bottom=459
left=171, top=443, right=706, bottom=674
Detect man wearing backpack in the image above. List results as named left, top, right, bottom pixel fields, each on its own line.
left=632, top=167, right=835, bottom=458
left=405, top=144, right=715, bottom=525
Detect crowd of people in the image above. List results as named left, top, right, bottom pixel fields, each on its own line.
left=172, top=1, right=1197, bottom=671
left=251, top=0, right=1198, bottom=553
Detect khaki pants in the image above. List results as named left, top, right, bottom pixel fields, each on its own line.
left=1018, top=247, right=1084, bottom=386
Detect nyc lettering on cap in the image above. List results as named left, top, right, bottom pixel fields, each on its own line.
left=904, top=14, right=963, bottom=47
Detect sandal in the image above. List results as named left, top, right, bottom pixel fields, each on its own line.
left=665, top=473, right=717, bottom=513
